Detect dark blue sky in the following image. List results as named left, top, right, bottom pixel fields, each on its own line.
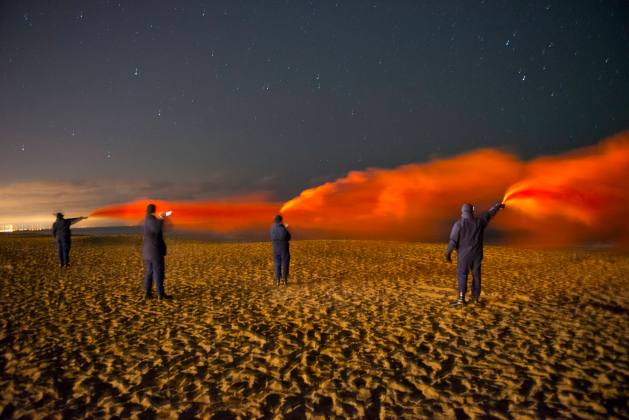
left=1, top=0, right=628, bottom=207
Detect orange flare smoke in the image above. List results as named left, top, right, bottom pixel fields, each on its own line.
left=90, top=199, right=280, bottom=233
left=281, top=149, right=523, bottom=240
left=499, top=132, right=629, bottom=246
left=91, top=132, right=629, bottom=247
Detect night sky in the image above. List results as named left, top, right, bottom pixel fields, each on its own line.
left=1, top=1, right=628, bottom=225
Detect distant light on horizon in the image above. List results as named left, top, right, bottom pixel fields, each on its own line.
left=1, top=223, right=47, bottom=233
left=0, top=224, right=14, bottom=233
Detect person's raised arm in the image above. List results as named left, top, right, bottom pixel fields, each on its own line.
left=157, top=211, right=174, bottom=231
left=68, top=216, right=88, bottom=225
left=481, top=202, right=505, bottom=225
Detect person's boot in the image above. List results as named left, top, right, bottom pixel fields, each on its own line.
left=451, top=292, right=465, bottom=306
left=472, top=295, right=480, bottom=304
left=144, top=291, right=153, bottom=300
left=158, top=293, right=172, bottom=301
left=283, top=278, right=288, bottom=286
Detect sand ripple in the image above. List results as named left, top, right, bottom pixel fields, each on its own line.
left=0, top=236, right=627, bottom=418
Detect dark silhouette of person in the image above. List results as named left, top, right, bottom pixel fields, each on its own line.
left=52, top=213, right=87, bottom=267
left=143, top=204, right=171, bottom=300
left=445, top=201, right=505, bottom=305
left=270, top=214, right=291, bottom=286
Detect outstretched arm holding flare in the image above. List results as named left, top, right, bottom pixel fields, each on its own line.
left=481, top=201, right=505, bottom=226
left=159, top=210, right=173, bottom=219
left=68, top=216, right=88, bottom=225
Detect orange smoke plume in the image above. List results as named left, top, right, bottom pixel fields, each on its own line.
left=280, top=149, right=523, bottom=240
left=91, top=132, right=629, bottom=247
left=499, top=132, right=629, bottom=246
left=90, top=198, right=280, bottom=233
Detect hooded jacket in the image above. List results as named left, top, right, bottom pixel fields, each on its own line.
left=52, top=217, right=83, bottom=242
left=143, top=214, right=167, bottom=260
left=447, top=202, right=502, bottom=261
left=270, top=222, right=291, bottom=254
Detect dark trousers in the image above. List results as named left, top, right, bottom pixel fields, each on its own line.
left=144, top=259, right=165, bottom=296
left=457, top=256, right=482, bottom=297
left=273, top=252, right=290, bottom=280
left=56, top=239, right=70, bottom=266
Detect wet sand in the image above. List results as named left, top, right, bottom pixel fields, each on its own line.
left=0, top=236, right=627, bottom=418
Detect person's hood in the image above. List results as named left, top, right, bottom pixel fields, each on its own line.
left=461, top=203, right=474, bottom=218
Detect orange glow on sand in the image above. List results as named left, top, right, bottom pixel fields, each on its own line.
left=91, top=132, right=629, bottom=247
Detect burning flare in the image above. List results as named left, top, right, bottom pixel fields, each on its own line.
left=91, top=132, right=629, bottom=247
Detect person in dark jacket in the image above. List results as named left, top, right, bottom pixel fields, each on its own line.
left=445, top=201, right=505, bottom=305
left=52, top=213, right=87, bottom=267
left=270, top=214, right=291, bottom=286
left=143, top=203, right=171, bottom=300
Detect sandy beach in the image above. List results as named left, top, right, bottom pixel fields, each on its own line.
left=0, top=236, right=627, bottom=418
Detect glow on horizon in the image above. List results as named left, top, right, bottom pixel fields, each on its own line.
left=0, top=215, right=132, bottom=230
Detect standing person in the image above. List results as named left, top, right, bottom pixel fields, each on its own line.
left=270, top=214, right=291, bottom=286
left=143, top=203, right=172, bottom=300
left=52, top=213, right=87, bottom=267
left=445, top=201, right=505, bottom=305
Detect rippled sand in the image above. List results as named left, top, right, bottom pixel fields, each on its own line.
left=0, top=236, right=627, bottom=418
